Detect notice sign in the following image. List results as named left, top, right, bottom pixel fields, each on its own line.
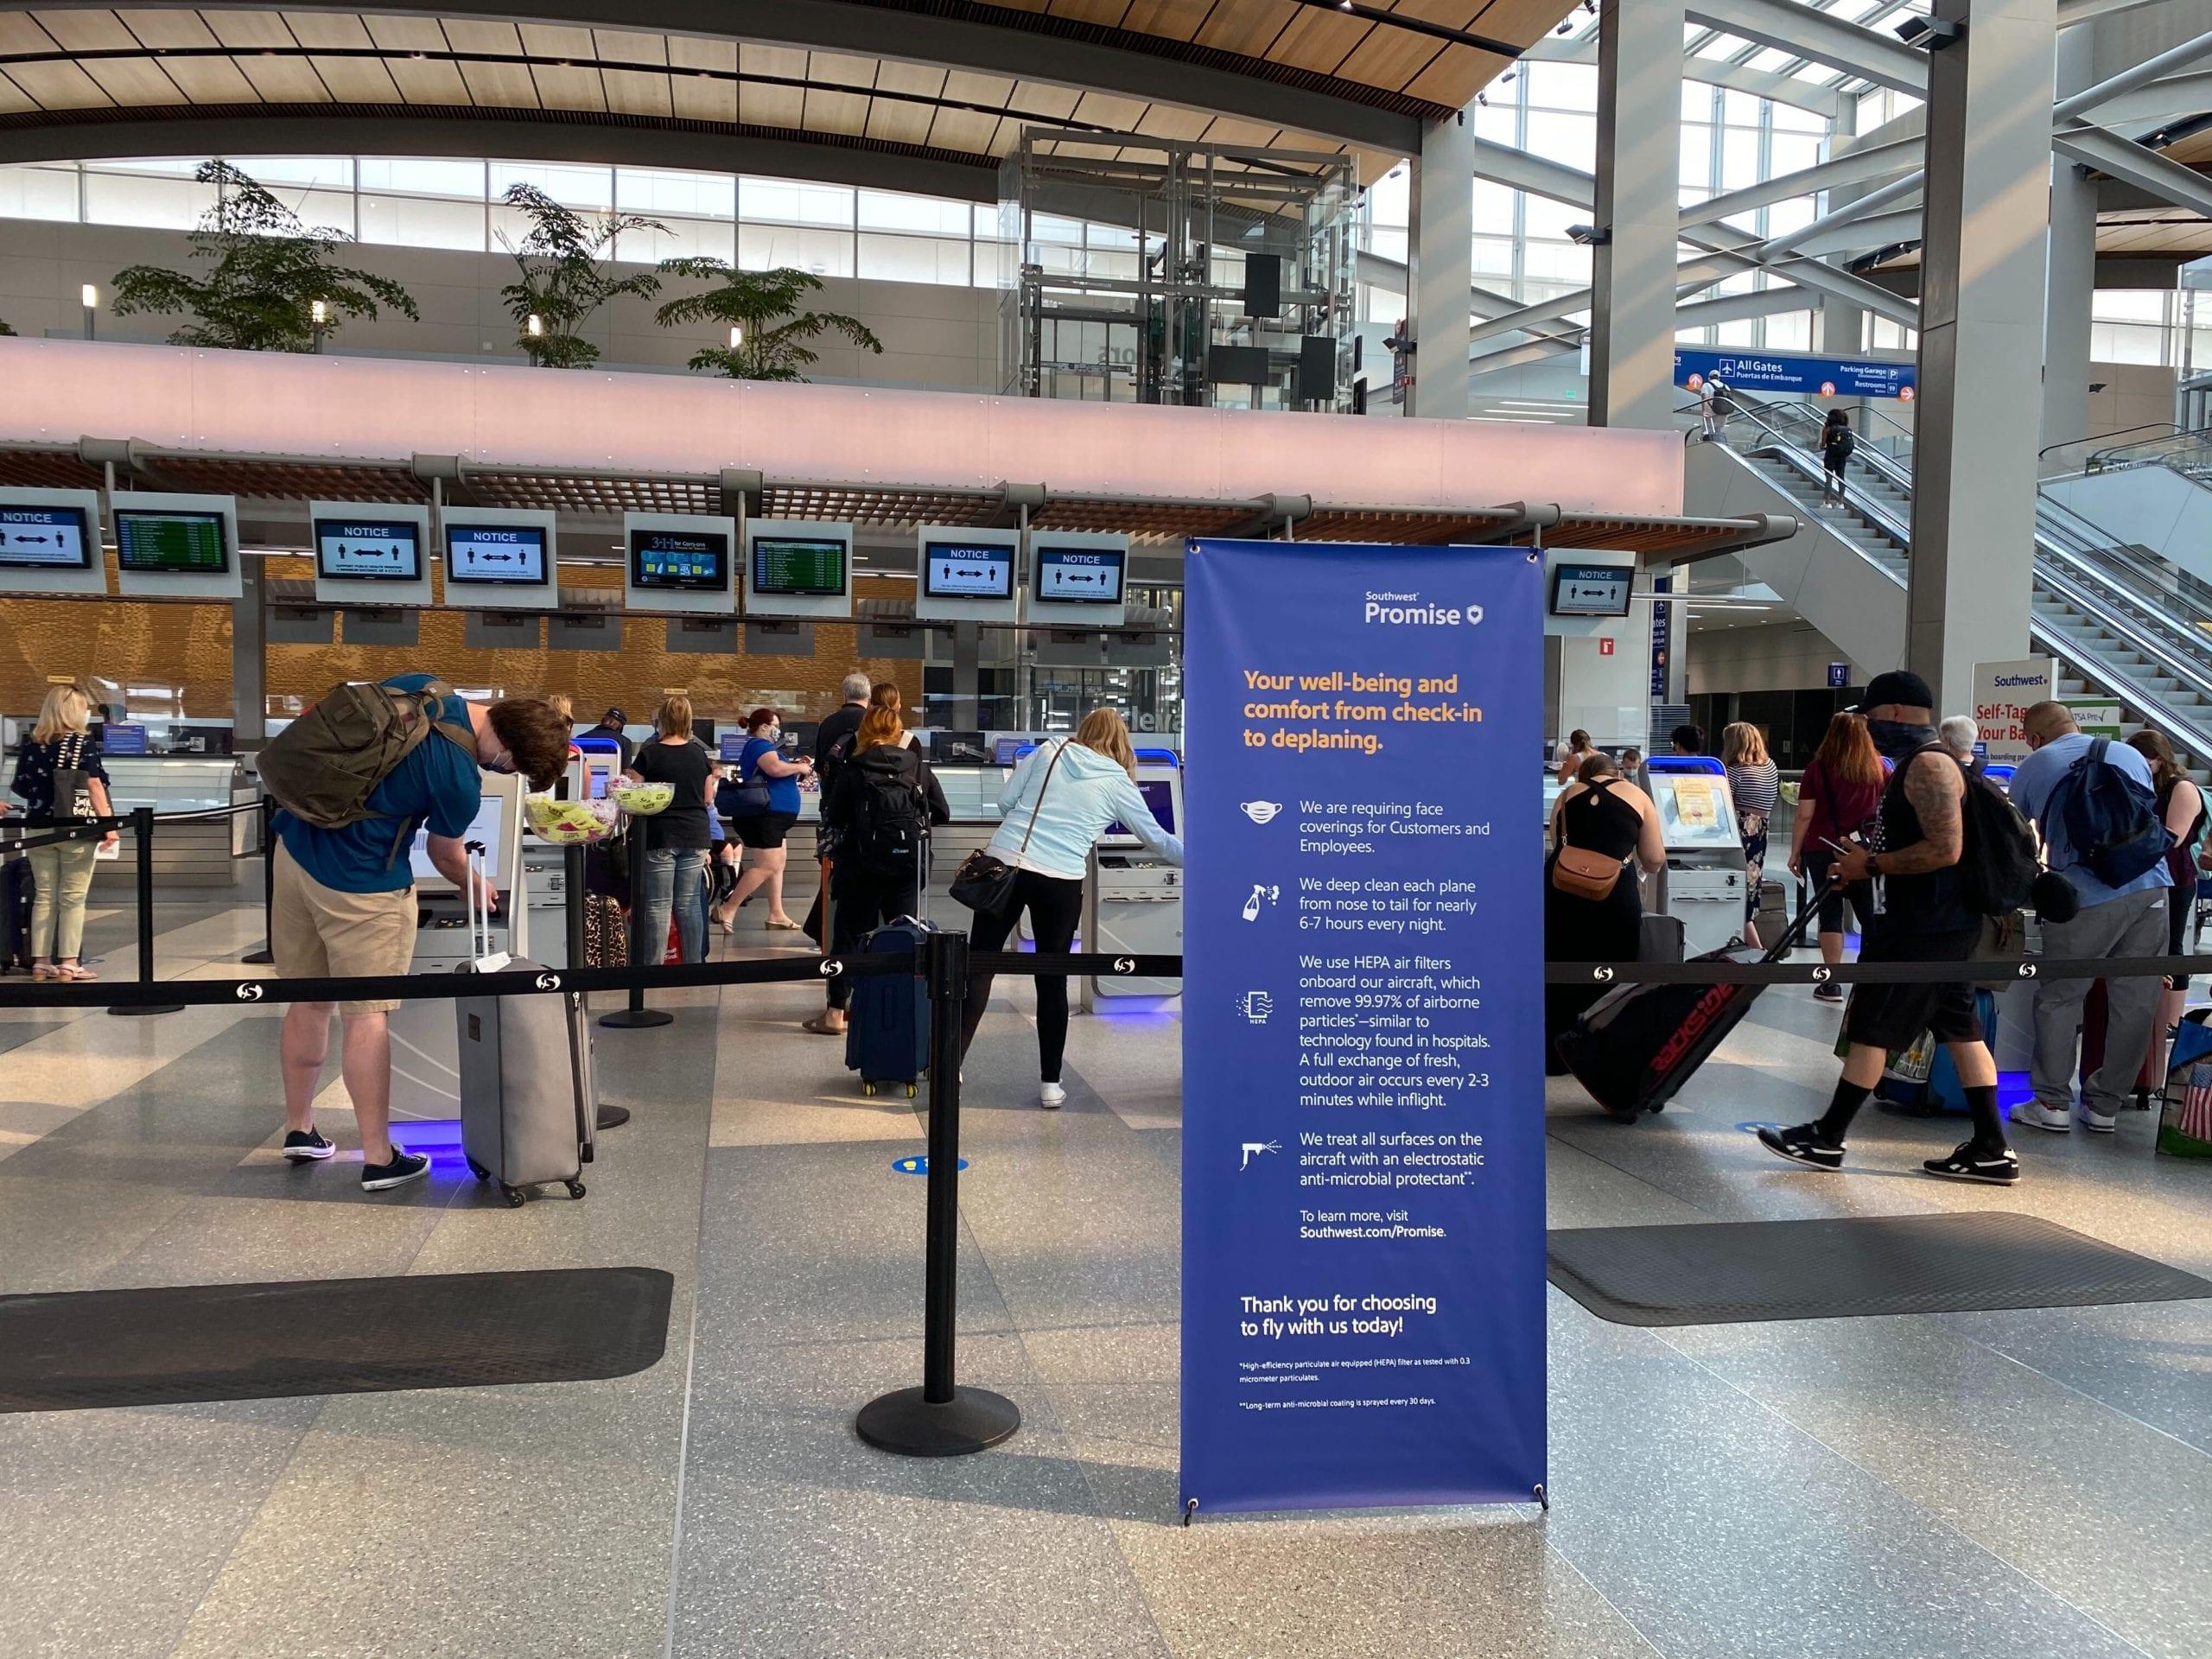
left=1971, top=656, right=2054, bottom=767
left=1181, top=539, right=1545, bottom=1514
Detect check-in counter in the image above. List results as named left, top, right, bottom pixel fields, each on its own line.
left=97, top=755, right=257, bottom=890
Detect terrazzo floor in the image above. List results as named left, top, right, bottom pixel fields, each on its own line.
left=0, top=880, right=2206, bottom=1658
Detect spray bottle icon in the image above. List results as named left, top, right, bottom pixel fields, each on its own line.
left=1241, top=883, right=1280, bottom=922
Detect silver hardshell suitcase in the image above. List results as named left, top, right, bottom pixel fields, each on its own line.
left=454, top=849, right=596, bottom=1205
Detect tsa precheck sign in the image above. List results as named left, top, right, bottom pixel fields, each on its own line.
left=1181, top=539, right=1547, bottom=1515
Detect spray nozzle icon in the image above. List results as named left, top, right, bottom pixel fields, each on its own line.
left=1240, top=1141, right=1281, bottom=1170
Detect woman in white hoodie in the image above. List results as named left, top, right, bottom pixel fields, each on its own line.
left=963, top=709, right=1183, bottom=1108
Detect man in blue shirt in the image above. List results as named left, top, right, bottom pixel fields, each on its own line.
left=271, top=674, right=569, bottom=1192
left=2006, top=701, right=2172, bottom=1134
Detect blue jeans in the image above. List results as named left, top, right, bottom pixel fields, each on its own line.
left=640, top=848, right=708, bottom=966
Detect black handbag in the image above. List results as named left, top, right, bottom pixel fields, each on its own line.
left=950, top=741, right=1066, bottom=915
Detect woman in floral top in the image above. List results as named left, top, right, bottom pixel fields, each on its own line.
left=9, top=684, right=118, bottom=980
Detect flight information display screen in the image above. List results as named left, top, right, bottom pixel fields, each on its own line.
left=751, top=536, right=846, bottom=597
left=315, top=518, right=423, bottom=582
left=922, top=539, right=1014, bottom=600
left=631, top=528, right=728, bottom=592
left=114, top=509, right=231, bottom=574
left=0, top=505, right=94, bottom=570
left=1548, top=563, right=1634, bottom=618
left=446, top=525, right=550, bottom=586
left=1033, top=543, right=1125, bottom=604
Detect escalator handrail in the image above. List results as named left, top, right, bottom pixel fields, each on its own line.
left=1727, top=421, right=2212, bottom=757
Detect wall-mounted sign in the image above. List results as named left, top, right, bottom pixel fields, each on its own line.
left=1676, top=346, right=1915, bottom=401
left=622, top=511, right=736, bottom=615
left=743, top=518, right=853, bottom=621
left=0, top=487, right=106, bottom=596
left=110, top=490, right=241, bottom=601
left=1024, top=531, right=1129, bottom=628
left=311, top=499, right=433, bottom=607
left=441, top=505, right=561, bottom=610
left=913, top=524, right=1020, bottom=625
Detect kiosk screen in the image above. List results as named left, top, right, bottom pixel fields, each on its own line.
left=315, top=518, right=423, bottom=582
left=921, top=540, right=1014, bottom=599
left=631, top=529, right=728, bottom=592
left=751, top=536, right=846, bottom=597
left=0, top=505, right=93, bottom=570
left=114, top=509, right=230, bottom=574
left=446, top=525, right=550, bottom=585
left=1034, top=544, right=1124, bottom=603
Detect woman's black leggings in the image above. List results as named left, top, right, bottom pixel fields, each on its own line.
left=961, top=869, right=1085, bottom=1083
left=825, top=870, right=918, bottom=1010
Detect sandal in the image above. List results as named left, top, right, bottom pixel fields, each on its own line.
left=30, top=963, right=57, bottom=982
left=766, top=918, right=803, bottom=931
left=58, top=963, right=98, bottom=981
left=801, top=1015, right=845, bottom=1037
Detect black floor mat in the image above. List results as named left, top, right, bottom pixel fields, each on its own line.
left=1547, top=1211, right=2212, bottom=1327
left=0, top=1267, right=673, bottom=1412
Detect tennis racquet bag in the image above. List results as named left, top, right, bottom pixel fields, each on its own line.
left=1558, top=882, right=1828, bottom=1119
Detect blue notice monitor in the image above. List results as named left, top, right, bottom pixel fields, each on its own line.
left=0, top=505, right=94, bottom=570
left=446, top=524, right=550, bottom=586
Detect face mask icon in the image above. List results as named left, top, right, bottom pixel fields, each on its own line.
left=1239, top=801, right=1283, bottom=825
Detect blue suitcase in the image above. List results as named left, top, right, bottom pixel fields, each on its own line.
left=845, top=918, right=934, bottom=1097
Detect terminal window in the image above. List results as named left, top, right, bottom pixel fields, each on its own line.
left=114, top=509, right=230, bottom=574
left=0, top=506, right=94, bottom=569
left=752, top=537, right=846, bottom=597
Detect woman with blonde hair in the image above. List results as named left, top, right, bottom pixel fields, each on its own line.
left=960, top=709, right=1179, bottom=1108
left=621, top=694, right=718, bottom=965
left=803, top=702, right=950, bottom=1037
left=9, top=684, right=118, bottom=981
left=1721, top=721, right=1780, bottom=947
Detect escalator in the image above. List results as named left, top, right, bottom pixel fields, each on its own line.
left=1688, top=391, right=2212, bottom=774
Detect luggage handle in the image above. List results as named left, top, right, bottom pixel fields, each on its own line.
left=464, top=839, right=510, bottom=973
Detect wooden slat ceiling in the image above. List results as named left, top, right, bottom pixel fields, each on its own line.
left=0, top=4, right=1581, bottom=181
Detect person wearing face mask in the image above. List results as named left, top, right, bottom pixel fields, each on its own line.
left=715, top=707, right=813, bottom=931
left=1759, top=671, right=2020, bottom=1185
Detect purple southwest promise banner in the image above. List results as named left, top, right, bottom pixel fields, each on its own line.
left=1180, top=538, right=1547, bottom=1514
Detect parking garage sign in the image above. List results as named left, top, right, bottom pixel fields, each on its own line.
left=1181, top=538, right=1546, bottom=1513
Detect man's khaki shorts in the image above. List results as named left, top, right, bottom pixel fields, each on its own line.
left=271, top=841, right=416, bottom=1014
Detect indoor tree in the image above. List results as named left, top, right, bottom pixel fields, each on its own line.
left=497, top=183, right=667, bottom=368
left=110, top=161, right=417, bottom=351
left=652, top=262, right=883, bottom=381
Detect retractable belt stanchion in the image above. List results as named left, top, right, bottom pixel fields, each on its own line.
left=109, top=807, right=183, bottom=1017
left=242, top=797, right=276, bottom=965
left=600, top=812, right=672, bottom=1030
left=856, top=930, right=1021, bottom=1457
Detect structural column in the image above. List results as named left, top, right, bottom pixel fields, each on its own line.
left=1907, top=0, right=2056, bottom=715
left=232, top=554, right=265, bottom=754
left=1411, top=110, right=1472, bottom=422
left=2041, top=23, right=2099, bottom=462
left=1589, top=0, right=1686, bottom=429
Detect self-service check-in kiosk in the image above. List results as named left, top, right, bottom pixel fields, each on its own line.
left=390, top=774, right=529, bottom=1120
left=1085, top=748, right=1185, bottom=1003
left=1643, top=756, right=1747, bottom=959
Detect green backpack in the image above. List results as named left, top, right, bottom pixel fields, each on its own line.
left=259, top=679, right=475, bottom=865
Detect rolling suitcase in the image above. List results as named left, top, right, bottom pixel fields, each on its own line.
left=845, top=917, right=935, bottom=1097
left=2, top=853, right=31, bottom=974
left=1557, top=882, right=1828, bottom=1120
left=453, top=849, right=596, bottom=1205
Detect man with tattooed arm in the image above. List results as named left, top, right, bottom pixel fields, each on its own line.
left=1758, top=671, right=2021, bottom=1185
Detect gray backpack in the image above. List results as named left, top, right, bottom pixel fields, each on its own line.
left=259, top=679, right=475, bottom=864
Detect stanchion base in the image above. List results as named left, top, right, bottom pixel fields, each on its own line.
left=855, top=1386, right=1020, bottom=1458
left=242, top=947, right=275, bottom=965
left=108, top=1003, right=183, bottom=1018
left=594, top=1103, right=632, bottom=1130
left=598, top=1007, right=674, bottom=1029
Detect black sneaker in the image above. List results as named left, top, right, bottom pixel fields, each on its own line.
left=282, top=1127, right=334, bottom=1162
left=361, top=1147, right=431, bottom=1192
left=1813, top=982, right=1845, bottom=1003
left=1757, top=1122, right=1846, bottom=1171
left=1923, top=1142, right=2021, bottom=1185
